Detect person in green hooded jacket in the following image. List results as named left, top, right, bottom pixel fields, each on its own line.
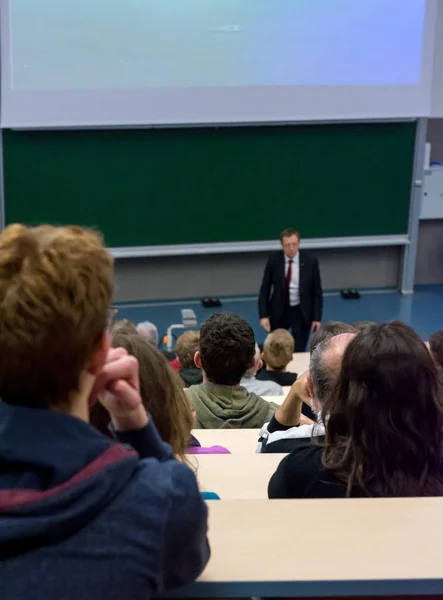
left=186, top=313, right=278, bottom=429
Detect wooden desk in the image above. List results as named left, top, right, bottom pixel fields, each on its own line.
left=170, top=498, right=443, bottom=598
left=287, top=351, right=310, bottom=374
left=262, top=395, right=284, bottom=405
left=195, top=453, right=285, bottom=499
left=192, top=429, right=260, bottom=453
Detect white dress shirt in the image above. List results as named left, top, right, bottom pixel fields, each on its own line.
left=285, top=253, right=300, bottom=307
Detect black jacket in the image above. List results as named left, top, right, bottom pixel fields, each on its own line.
left=258, top=250, right=323, bottom=326
left=268, top=444, right=350, bottom=499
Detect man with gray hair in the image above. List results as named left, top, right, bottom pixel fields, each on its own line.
left=258, top=333, right=355, bottom=453
left=240, top=344, right=283, bottom=397
left=136, top=321, right=159, bottom=347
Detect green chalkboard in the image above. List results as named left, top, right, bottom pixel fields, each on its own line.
left=3, top=122, right=416, bottom=247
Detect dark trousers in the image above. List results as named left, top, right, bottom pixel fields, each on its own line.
left=272, top=305, right=310, bottom=353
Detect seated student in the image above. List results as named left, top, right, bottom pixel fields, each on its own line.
left=91, top=322, right=229, bottom=455
left=309, top=320, right=357, bottom=353
left=136, top=320, right=159, bottom=346
left=186, top=313, right=279, bottom=429
left=175, top=330, right=203, bottom=387
left=430, top=330, right=443, bottom=369
left=241, top=344, right=283, bottom=396
left=259, top=333, right=355, bottom=453
left=258, top=328, right=317, bottom=421
left=269, top=321, right=443, bottom=499
left=257, top=329, right=298, bottom=385
left=0, top=225, right=209, bottom=600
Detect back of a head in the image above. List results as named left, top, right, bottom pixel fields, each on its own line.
left=199, top=312, right=255, bottom=385
left=0, top=224, right=113, bottom=409
left=108, top=321, right=193, bottom=459
left=430, top=330, right=443, bottom=369
left=263, top=329, right=294, bottom=370
left=136, top=321, right=159, bottom=346
left=309, top=321, right=356, bottom=354
left=175, top=330, right=200, bottom=368
left=310, top=333, right=356, bottom=406
left=352, top=320, right=377, bottom=333
left=322, top=321, right=443, bottom=497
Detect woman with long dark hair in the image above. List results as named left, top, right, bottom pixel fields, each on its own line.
left=268, top=321, right=443, bottom=498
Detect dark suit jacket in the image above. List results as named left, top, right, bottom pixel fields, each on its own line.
left=258, top=250, right=323, bottom=326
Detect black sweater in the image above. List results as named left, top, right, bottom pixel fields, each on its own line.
left=268, top=444, right=354, bottom=499
left=257, top=370, right=297, bottom=386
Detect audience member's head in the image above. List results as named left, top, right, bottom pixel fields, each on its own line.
left=136, top=321, right=159, bottom=347
left=263, top=329, right=295, bottom=371
left=322, top=321, right=443, bottom=497
left=244, top=344, right=262, bottom=378
left=352, top=320, right=377, bottom=333
left=91, top=321, right=193, bottom=461
left=280, top=227, right=301, bottom=259
left=309, top=321, right=356, bottom=354
left=195, top=312, right=255, bottom=385
left=429, top=330, right=443, bottom=369
left=307, top=333, right=356, bottom=414
left=112, top=319, right=137, bottom=335
left=0, top=224, right=113, bottom=411
left=175, top=331, right=200, bottom=368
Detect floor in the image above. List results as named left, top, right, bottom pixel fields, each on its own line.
left=115, top=284, right=443, bottom=348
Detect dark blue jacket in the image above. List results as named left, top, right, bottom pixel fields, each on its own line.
left=0, top=402, right=209, bottom=600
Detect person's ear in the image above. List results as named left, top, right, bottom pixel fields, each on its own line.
left=261, top=352, right=265, bottom=362
left=258, top=358, right=263, bottom=371
left=307, top=372, right=321, bottom=412
left=194, top=350, right=202, bottom=370
left=306, top=372, right=314, bottom=399
left=87, top=332, right=111, bottom=376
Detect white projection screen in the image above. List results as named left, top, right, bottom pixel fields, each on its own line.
left=1, top=0, right=438, bottom=128
left=431, top=0, right=443, bottom=117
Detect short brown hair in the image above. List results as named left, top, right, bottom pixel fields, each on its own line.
left=175, top=331, right=200, bottom=368
left=0, top=224, right=113, bottom=409
left=280, top=228, right=301, bottom=242
left=263, top=329, right=294, bottom=370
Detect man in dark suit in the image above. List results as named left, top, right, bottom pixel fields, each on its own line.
left=259, top=228, right=323, bottom=352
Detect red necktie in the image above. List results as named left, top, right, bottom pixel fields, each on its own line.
left=286, top=259, right=293, bottom=303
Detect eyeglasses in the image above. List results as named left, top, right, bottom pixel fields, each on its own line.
left=107, top=306, right=118, bottom=331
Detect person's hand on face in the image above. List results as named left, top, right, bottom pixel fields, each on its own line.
left=275, top=370, right=312, bottom=427
left=292, top=371, right=313, bottom=406
left=91, top=347, right=147, bottom=431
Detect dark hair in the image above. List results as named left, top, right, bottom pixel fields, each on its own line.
left=321, top=321, right=443, bottom=497
left=199, top=312, right=255, bottom=385
left=430, top=330, right=443, bottom=369
left=352, top=320, right=377, bottom=333
left=91, top=321, right=193, bottom=462
left=309, top=321, right=356, bottom=354
left=280, top=228, right=301, bottom=242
